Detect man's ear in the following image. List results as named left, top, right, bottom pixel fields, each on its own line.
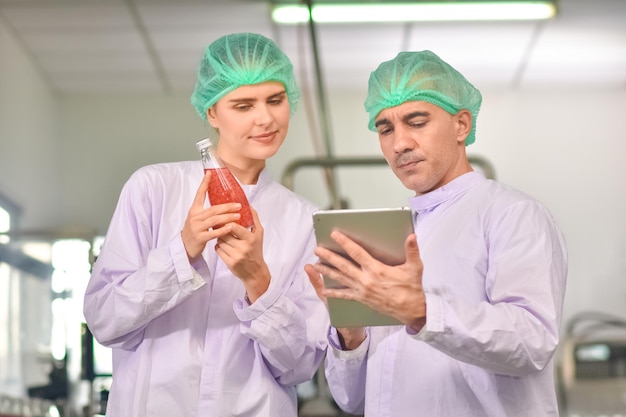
left=456, top=109, right=472, bottom=144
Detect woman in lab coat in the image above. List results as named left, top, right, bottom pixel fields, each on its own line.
left=83, top=32, right=329, bottom=417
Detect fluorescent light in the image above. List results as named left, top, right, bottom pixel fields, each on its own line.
left=272, top=2, right=556, bottom=24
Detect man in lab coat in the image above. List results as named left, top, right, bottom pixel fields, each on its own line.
left=305, top=50, right=568, bottom=416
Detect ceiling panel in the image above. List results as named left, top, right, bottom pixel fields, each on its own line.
left=0, top=3, right=132, bottom=30
left=39, top=51, right=155, bottom=73
left=21, top=30, right=147, bottom=53
left=137, top=2, right=272, bottom=28
left=52, top=72, right=162, bottom=94
left=277, top=24, right=407, bottom=91
left=0, top=0, right=624, bottom=95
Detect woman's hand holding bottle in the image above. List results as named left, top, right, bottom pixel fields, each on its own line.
left=181, top=170, right=247, bottom=260
left=215, top=207, right=270, bottom=303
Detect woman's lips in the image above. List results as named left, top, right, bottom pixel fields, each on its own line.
left=251, top=131, right=277, bottom=143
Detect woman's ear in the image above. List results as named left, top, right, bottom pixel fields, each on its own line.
left=455, top=109, right=472, bottom=144
left=206, top=107, right=218, bottom=129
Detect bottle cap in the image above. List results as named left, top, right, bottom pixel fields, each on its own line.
left=195, top=138, right=213, bottom=152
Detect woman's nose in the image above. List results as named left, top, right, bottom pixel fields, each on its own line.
left=254, top=104, right=272, bottom=125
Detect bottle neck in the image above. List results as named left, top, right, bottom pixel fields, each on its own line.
left=200, top=146, right=222, bottom=169
left=208, top=145, right=265, bottom=185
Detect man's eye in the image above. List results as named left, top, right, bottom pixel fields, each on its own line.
left=377, top=127, right=392, bottom=136
left=409, top=120, right=426, bottom=128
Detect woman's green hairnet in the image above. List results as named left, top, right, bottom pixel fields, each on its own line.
left=364, top=50, right=482, bottom=146
left=190, top=32, right=300, bottom=120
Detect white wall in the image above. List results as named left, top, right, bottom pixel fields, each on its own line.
left=469, top=89, right=626, bottom=324
left=56, top=94, right=208, bottom=236
left=0, top=18, right=60, bottom=230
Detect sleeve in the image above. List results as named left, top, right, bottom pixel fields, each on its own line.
left=233, top=216, right=330, bottom=386
left=83, top=170, right=206, bottom=350
left=323, top=327, right=369, bottom=414
left=415, top=199, right=568, bottom=377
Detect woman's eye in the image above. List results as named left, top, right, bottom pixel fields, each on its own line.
left=268, top=97, right=285, bottom=105
left=235, top=104, right=251, bottom=111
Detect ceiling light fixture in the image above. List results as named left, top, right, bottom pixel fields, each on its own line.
left=271, top=1, right=557, bottom=24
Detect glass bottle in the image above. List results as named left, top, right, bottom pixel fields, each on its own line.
left=195, top=138, right=254, bottom=229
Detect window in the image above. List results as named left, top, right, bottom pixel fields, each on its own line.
left=0, top=207, right=9, bottom=244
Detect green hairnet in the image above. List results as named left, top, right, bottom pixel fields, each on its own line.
left=364, top=50, right=482, bottom=146
left=190, top=32, right=300, bottom=120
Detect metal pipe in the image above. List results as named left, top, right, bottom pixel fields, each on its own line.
left=304, top=0, right=342, bottom=208
left=281, top=156, right=388, bottom=191
left=280, top=155, right=496, bottom=191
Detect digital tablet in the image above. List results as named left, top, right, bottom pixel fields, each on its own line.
left=312, top=207, right=414, bottom=327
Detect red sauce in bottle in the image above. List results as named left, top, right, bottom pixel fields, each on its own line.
left=205, top=168, right=254, bottom=229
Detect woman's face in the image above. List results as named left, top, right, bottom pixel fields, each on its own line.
left=207, top=81, right=291, bottom=167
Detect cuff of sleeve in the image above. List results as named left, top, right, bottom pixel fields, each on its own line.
left=233, top=276, right=281, bottom=322
left=328, top=327, right=369, bottom=360
left=169, top=234, right=205, bottom=291
left=409, top=291, right=444, bottom=341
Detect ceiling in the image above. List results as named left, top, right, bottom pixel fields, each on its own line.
left=0, top=0, right=624, bottom=96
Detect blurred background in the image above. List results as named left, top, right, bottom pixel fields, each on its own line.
left=1, top=0, right=625, bottom=416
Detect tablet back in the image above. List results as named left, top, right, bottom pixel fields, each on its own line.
left=312, top=207, right=414, bottom=327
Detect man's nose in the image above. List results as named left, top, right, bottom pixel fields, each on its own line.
left=392, top=125, right=415, bottom=153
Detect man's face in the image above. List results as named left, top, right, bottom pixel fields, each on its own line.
left=374, top=101, right=472, bottom=195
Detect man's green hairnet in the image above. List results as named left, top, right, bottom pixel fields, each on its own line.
left=364, top=50, right=482, bottom=146
left=190, top=32, right=300, bottom=120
